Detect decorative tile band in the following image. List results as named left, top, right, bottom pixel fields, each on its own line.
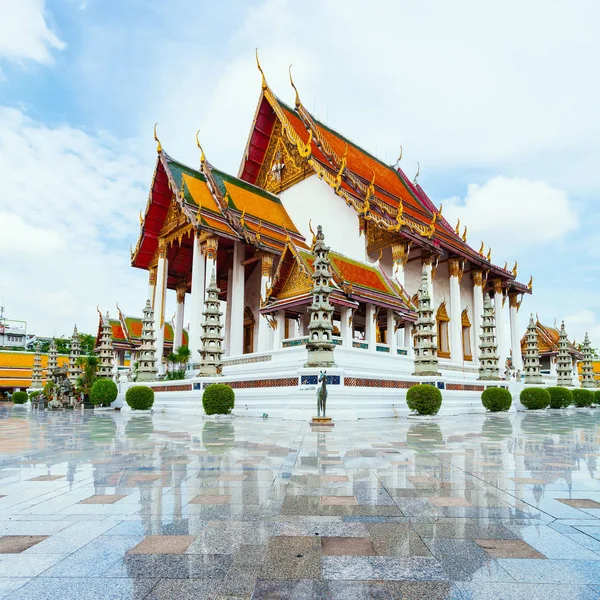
left=199, top=377, right=298, bottom=390
left=446, top=383, right=485, bottom=391
left=376, top=345, right=390, bottom=353
left=151, top=384, right=193, bottom=392
left=352, top=341, right=369, bottom=350
left=222, top=354, right=272, bottom=366
left=301, top=375, right=341, bottom=385
left=397, top=348, right=409, bottom=356
left=282, top=337, right=308, bottom=348
left=345, top=378, right=417, bottom=389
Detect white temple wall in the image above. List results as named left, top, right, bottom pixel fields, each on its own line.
left=244, top=262, right=263, bottom=353
left=403, top=260, right=422, bottom=297
left=460, top=279, right=476, bottom=362
left=279, top=176, right=364, bottom=261
left=432, top=262, right=450, bottom=311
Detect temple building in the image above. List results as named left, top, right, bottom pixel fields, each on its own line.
left=131, top=58, right=531, bottom=381
left=0, top=350, right=69, bottom=394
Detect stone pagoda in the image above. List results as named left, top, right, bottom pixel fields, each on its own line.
left=198, top=269, right=224, bottom=376
left=136, top=300, right=158, bottom=381
left=580, top=333, right=596, bottom=388
left=47, top=338, right=58, bottom=378
left=478, top=293, right=500, bottom=380
left=96, top=311, right=114, bottom=379
left=31, top=342, right=43, bottom=389
left=556, top=321, right=574, bottom=387
left=305, top=225, right=336, bottom=368
left=523, top=314, right=543, bottom=384
left=412, top=268, right=440, bottom=376
left=68, top=326, right=83, bottom=385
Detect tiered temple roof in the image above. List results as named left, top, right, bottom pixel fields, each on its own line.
left=520, top=320, right=583, bottom=360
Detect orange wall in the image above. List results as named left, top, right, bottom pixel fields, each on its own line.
left=0, top=351, right=69, bottom=390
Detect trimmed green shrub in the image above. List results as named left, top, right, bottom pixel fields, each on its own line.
left=547, top=386, right=573, bottom=409
left=202, top=384, right=235, bottom=415
left=29, top=390, right=41, bottom=399
left=594, top=390, right=600, bottom=406
left=125, top=386, right=154, bottom=410
left=90, top=379, right=118, bottom=407
left=406, top=384, right=442, bottom=415
left=572, top=388, right=594, bottom=408
left=12, top=391, right=28, bottom=404
left=481, top=387, right=512, bottom=412
left=520, top=387, right=550, bottom=410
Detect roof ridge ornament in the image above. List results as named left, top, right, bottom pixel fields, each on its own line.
left=395, top=145, right=403, bottom=167
left=462, top=225, right=467, bottom=242
left=195, top=130, right=206, bottom=167
left=478, top=241, right=485, bottom=256
left=455, top=218, right=460, bottom=235
left=153, top=123, right=162, bottom=153
left=256, top=48, right=267, bottom=90
left=413, top=161, right=420, bottom=184
left=309, top=219, right=317, bottom=249
left=512, top=261, right=518, bottom=277
left=289, top=64, right=301, bottom=108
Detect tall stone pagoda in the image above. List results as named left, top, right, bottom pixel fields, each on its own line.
left=305, top=225, right=336, bottom=368
left=96, top=311, right=114, bottom=379
left=47, top=338, right=58, bottom=377
left=580, top=333, right=596, bottom=388
left=556, top=321, right=574, bottom=387
left=523, top=314, right=543, bottom=384
left=136, top=300, right=158, bottom=381
left=412, top=268, right=440, bottom=376
left=478, top=293, right=500, bottom=380
left=198, top=269, right=224, bottom=376
left=31, top=342, right=43, bottom=389
left=68, top=325, right=83, bottom=385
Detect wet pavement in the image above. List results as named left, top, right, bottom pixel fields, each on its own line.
left=1, top=405, right=600, bottom=598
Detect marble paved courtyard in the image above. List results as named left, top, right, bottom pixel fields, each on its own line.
left=3, top=408, right=600, bottom=599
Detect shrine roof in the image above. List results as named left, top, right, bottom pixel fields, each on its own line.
left=519, top=320, right=583, bottom=359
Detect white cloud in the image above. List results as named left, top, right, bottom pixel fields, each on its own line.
left=562, top=310, right=600, bottom=348
left=0, top=0, right=65, bottom=65
left=0, top=106, right=148, bottom=336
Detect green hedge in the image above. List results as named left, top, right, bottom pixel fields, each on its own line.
left=202, top=384, right=235, bottom=415
left=595, top=390, right=600, bottom=406
left=481, top=387, right=512, bottom=412
left=406, top=384, right=442, bottom=415
left=125, top=386, right=154, bottom=410
left=519, top=387, right=550, bottom=410
left=547, top=386, right=573, bottom=409
left=12, top=391, right=28, bottom=405
left=90, top=379, right=118, bottom=407
left=572, top=388, right=594, bottom=408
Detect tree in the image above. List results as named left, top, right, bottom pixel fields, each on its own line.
left=165, top=345, right=190, bottom=380
left=76, top=355, right=98, bottom=399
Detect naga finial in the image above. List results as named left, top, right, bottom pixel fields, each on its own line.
left=195, top=130, right=206, bottom=166
left=455, top=218, right=460, bottom=235
left=395, top=145, right=403, bottom=166
left=486, top=247, right=492, bottom=262
left=438, top=203, right=443, bottom=217
left=503, top=261, right=508, bottom=270
left=462, top=225, right=467, bottom=242
left=479, top=241, right=485, bottom=255
left=512, top=260, right=518, bottom=277
left=528, top=275, right=533, bottom=290
left=413, top=161, right=420, bottom=184
left=308, top=219, right=317, bottom=249
left=255, top=48, right=267, bottom=90
left=239, top=208, right=246, bottom=229
left=153, top=123, right=162, bottom=153
left=289, top=64, right=301, bottom=108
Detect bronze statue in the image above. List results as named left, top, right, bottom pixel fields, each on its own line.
left=317, top=370, right=328, bottom=417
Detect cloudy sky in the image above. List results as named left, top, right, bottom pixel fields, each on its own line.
left=1, top=0, right=598, bottom=342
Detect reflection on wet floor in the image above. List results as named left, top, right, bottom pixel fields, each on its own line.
left=2, top=406, right=600, bottom=598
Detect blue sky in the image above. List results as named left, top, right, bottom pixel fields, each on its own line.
left=1, top=0, right=599, bottom=343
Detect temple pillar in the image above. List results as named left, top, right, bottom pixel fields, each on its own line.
left=188, top=231, right=205, bottom=360
left=366, top=303, right=377, bottom=352
left=301, top=311, right=311, bottom=337
left=224, top=260, right=233, bottom=356
left=422, top=256, right=434, bottom=307
left=472, top=270, right=484, bottom=365
left=387, top=309, right=397, bottom=355
left=341, top=307, right=352, bottom=348
left=257, top=253, right=274, bottom=353
left=148, top=266, right=157, bottom=307
left=174, top=283, right=186, bottom=350
left=404, top=322, right=414, bottom=357
left=204, top=236, right=218, bottom=293
left=509, top=293, right=524, bottom=372
left=272, top=310, right=285, bottom=350
left=229, top=242, right=245, bottom=356
left=154, top=240, right=168, bottom=366
left=493, top=278, right=509, bottom=372
left=448, top=258, right=463, bottom=363
left=391, top=241, right=410, bottom=288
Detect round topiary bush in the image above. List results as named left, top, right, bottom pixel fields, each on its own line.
left=572, top=388, right=594, bottom=408
left=547, top=386, right=573, bottom=409
left=12, top=391, right=28, bottom=405
left=90, top=379, right=118, bottom=407
left=406, top=384, right=442, bottom=415
left=595, top=390, right=600, bottom=406
left=481, top=387, right=512, bottom=412
left=519, top=387, right=550, bottom=410
left=125, top=386, right=154, bottom=410
left=202, top=384, right=235, bottom=415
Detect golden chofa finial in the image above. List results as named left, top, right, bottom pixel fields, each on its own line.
left=455, top=218, right=460, bottom=235
left=395, top=145, right=403, bottom=167
left=255, top=48, right=267, bottom=90
left=438, top=203, right=443, bottom=217
left=289, top=64, right=301, bottom=108
left=503, top=261, right=508, bottom=271
left=462, top=225, right=467, bottom=242
left=195, top=130, right=206, bottom=167
left=308, top=219, right=317, bottom=249
left=486, top=247, right=492, bottom=262
left=413, top=161, right=420, bottom=184
left=478, top=241, right=485, bottom=255
left=528, top=275, right=533, bottom=290
left=512, top=261, right=518, bottom=277
left=139, top=210, right=143, bottom=226
left=153, top=123, right=162, bottom=153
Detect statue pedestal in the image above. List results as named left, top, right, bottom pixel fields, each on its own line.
left=310, top=416, right=334, bottom=427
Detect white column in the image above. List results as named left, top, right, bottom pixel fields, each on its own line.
left=341, top=306, right=352, bottom=348
left=301, top=311, right=311, bottom=337
left=229, top=242, right=245, bottom=356
left=404, top=322, right=414, bottom=357
left=387, top=309, right=397, bottom=355
left=493, top=279, right=509, bottom=371
left=148, top=267, right=157, bottom=306
left=224, top=264, right=233, bottom=356
left=509, top=293, right=523, bottom=372
left=188, top=232, right=205, bottom=360
left=448, top=259, right=463, bottom=363
left=174, top=284, right=185, bottom=350
left=154, top=242, right=168, bottom=366
left=366, top=303, right=377, bottom=352
left=422, top=258, right=434, bottom=307
left=257, top=254, right=274, bottom=352
left=472, top=271, right=484, bottom=365
left=204, top=237, right=218, bottom=293
left=391, top=242, right=409, bottom=289
left=272, top=310, right=285, bottom=350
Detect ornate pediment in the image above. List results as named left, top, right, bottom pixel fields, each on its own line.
left=277, top=262, right=312, bottom=300
left=160, top=197, right=193, bottom=249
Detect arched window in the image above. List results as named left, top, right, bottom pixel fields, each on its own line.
left=436, top=301, right=450, bottom=358
left=243, top=307, right=254, bottom=354
left=462, top=308, right=472, bottom=361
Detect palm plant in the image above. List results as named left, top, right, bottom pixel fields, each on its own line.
left=165, top=345, right=190, bottom=380
left=76, top=355, right=98, bottom=399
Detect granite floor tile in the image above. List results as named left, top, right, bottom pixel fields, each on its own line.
left=497, top=558, right=600, bottom=583
left=115, top=554, right=233, bottom=579
left=455, top=582, right=600, bottom=599
left=475, top=539, right=546, bottom=559
left=252, top=579, right=394, bottom=599
left=27, top=476, right=65, bottom=482
left=129, top=535, right=196, bottom=555
left=558, top=499, right=600, bottom=509
left=78, top=495, right=127, bottom=504
left=387, top=581, right=463, bottom=600
left=0, top=578, right=31, bottom=600
left=321, top=536, right=377, bottom=556
left=189, top=494, right=231, bottom=504
left=260, top=536, right=321, bottom=580
left=145, top=578, right=221, bottom=599
left=0, top=536, right=48, bottom=553
left=320, top=496, right=358, bottom=506
left=0, top=554, right=69, bottom=577
left=322, top=555, right=448, bottom=581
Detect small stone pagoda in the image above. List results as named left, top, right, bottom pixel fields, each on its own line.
left=198, top=269, right=224, bottom=376
left=68, top=326, right=83, bottom=385
left=305, top=225, right=336, bottom=368
left=47, top=338, right=58, bottom=377
left=556, top=321, right=574, bottom=387
left=580, top=333, right=596, bottom=389
left=31, top=342, right=43, bottom=389
left=136, top=300, right=158, bottom=381
left=96, top=311, right=114, bottom=379
left=478, top=293, right=500, bottom=380
left=523, top=314, right=543, bottom=384
left=412, top=269, right=440, bottom=376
